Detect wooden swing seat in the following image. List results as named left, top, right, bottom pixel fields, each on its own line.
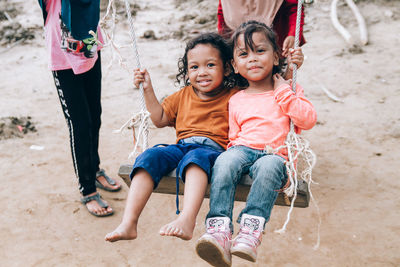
left=118, top=164, right=310, bottom=208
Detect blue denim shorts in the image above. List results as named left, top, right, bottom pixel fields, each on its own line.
left=130, top=137, right=224, bottom=188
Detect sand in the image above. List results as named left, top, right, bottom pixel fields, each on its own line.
left=0, top=0, right=399, bottom=266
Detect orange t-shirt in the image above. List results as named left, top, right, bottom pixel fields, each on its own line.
left=162, top=85, right=238, bottom=149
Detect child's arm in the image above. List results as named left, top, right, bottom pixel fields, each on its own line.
left=273, top=74, right=317, bottom=130
left=283, top=47, right=304, bottom=80
left=134, top=68, right=170, bottom=128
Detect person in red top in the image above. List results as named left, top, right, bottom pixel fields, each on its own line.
left=217, top=0, right=306, bottom=58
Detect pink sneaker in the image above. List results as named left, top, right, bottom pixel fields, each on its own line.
left=196, top=217, right=232, bottom=267
left=231, top=214, right=265, bottom=262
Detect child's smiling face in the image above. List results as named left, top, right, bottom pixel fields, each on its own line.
left=187, top=43, right=226, bottom=99
left=232, top=31, right=279, bottom=86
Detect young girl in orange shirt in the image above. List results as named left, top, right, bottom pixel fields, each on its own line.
left=105, top=33, right=237, bottom=242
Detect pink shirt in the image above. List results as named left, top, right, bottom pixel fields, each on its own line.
left=44, top=0, right=102, bottom=74
left=228, top=84, right=317, bottom=159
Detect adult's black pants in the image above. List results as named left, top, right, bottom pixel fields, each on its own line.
left=52, top=56, right=102, bottom=196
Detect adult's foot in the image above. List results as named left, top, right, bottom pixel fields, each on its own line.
left=82, top=192, right=113, bottom=217
left=105, top=222, right=138, bottom=242
left=96, top=169, right=121, bottom=192
left=159, top=215, right=195, bottom=241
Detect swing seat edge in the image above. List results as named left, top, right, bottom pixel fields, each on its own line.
left=118, top=164, right=309, bottom=208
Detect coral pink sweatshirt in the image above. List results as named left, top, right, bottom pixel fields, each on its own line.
left=228, top=83, right=317, bottom=159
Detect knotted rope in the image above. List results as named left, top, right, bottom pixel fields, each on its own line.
left=99, top=0, right=130, bottom=72
left=122, top=0, right=149, bottom=155
left=268, top=0, right=321, bottom=250
left=102, top=0, right=150, bottom=157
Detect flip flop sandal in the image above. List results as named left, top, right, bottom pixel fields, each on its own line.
left=81, top=192, right=114, bottom=217
left=95, top=169, right=121, bottom=192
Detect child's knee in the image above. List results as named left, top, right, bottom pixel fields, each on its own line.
left=211, top=160, right=241, bottom=186
left=213, top=152, right=243, bottom=175
left=251, top=156, right=286, bottom=182
left=254, top=155, right=284, bottom=172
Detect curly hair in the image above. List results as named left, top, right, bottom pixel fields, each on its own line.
left=231, top=20, right=284, bottom=88
left=175, top=32, right=235, bottom=89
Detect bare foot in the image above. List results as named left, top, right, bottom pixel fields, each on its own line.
left=105, top=222, right=138, bottom=242
left=84, top=192, right=113, bottom=217
left=159, top=215, right=195, bottom=241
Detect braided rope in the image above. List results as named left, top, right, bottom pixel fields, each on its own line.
left=123, top=0, right=149, bottom=153
left=101, top=0, right=150, bottom=158
left=271, top=0, right=321, bottom=250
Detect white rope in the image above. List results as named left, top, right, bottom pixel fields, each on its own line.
left=273, top=0, right=304, bottom=227
left=122, top=0, right=149, bottom=153
left=127, top=110, right=150, bottom=159
left=112, top=109, right=150, bottom=159
left=100, top=0, right=150, bottom=158
left=268, top=0, right=321, bottom=250
left=99, top=0, right=130, bottom=73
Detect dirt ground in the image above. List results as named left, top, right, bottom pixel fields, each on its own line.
left=0, top=0, right=399, bottom=266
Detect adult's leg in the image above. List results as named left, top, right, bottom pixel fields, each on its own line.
left=82, top=53, right=102, bottom=172
left=52, top=69, right=112, bottom=216
left=81, top=54, right=120, bottom=191
left=240, top=154, right=287, bottom=223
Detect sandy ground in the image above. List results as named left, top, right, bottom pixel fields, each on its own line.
left=0, top=0, right=399, bottom=266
